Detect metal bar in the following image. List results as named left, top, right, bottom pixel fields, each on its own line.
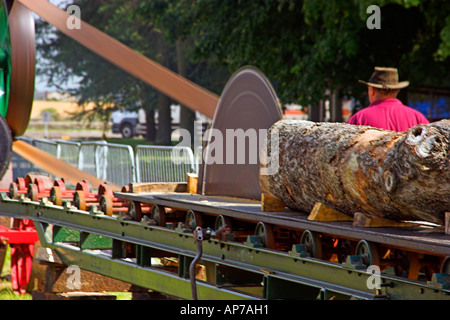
left=32, top=222, right=255, bottom=300
left=0, top=224, right=38, bottom=243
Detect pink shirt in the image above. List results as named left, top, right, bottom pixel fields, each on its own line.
left=348, top=98, right=429, bottom=132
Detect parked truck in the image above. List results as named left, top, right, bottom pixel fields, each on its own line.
left=111, top=105, right=211, bottom=138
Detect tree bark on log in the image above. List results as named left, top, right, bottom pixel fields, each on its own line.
left=260, top=120, right=450, bottom=225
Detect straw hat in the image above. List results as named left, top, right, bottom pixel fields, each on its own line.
left=359, top=67, right=409, bottom=89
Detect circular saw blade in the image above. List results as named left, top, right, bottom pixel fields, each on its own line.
left=5, top=1, right=35, bottom=137
left=200, top=67, right=282, bottom=200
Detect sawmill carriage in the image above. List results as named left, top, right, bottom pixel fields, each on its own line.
left=0, top=0, right=449, bottom=300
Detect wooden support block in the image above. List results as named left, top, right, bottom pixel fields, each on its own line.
left=186, top=173, right=198, bottom=194
left=445, top=212, right=450, bottom=235
left=261, top=193, right=286, bottom=212
left=353, top=212, right=417, bottom=228
left=129, top=182, right=187, bottom=193
left=308, top=202, right=353, bottom=222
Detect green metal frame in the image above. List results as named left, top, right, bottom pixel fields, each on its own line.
left=0, top=193, right=449, bottom=300
left=0, top=1, right=10, bottom=118
left=0, top=2, right=11, bottom=180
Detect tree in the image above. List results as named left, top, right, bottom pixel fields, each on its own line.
left=36, top=0, right=173, bottom=143
left=38, top=1, right=450, bottom=130
left=132, top=1, right=230, bottom=146
left=168, top=0, right=450, bottom=114
left=37, top=0, right=230, bottom=145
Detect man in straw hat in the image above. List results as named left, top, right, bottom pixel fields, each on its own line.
left=348, top=67, right=429, bottom=132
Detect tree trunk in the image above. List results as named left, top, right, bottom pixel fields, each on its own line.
left=145, top=108, right=156, bottom=142
left=176, top=39, right=196, bottom=148
left=155, top=34, right=172, bottom=145
left=260, top=120, right=450, bottom=224
left=330, top=88, right=343, bottom=122
left=155, top=92, right=172, bottom=145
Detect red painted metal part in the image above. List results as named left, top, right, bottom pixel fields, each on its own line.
left=0, top=173, right=129, bottom=294
left=0, top=219, right=37, bottom=295
left=0, top=224, right=38, bottom=243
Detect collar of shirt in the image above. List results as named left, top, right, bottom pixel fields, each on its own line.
left=368, top=98, right=401, bottom=108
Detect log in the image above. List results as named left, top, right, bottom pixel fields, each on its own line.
left=260, top=120, right=450, bottom=225
left=129, top=182, right=187, bottom=193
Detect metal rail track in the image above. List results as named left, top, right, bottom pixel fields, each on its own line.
left=116, top=192, right=450, bottom=257
left=0, top=191, right=449, bottom=300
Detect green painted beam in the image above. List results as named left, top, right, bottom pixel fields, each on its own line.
left=1, top=194, right=450, bottom=300
left=33, top=223, right=256, bottom=300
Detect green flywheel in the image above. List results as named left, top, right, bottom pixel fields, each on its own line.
left=0, top=0, right=35, bottom=179
left=0, top=0, right=35, bottom=137
left=0, top=1, right=10, bottom=118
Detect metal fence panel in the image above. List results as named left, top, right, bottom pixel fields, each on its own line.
left=11, top=138, right=202, bottom=187
left=78, top=141, right=107, bottom=178
left=104, top=143, right=135, bottom=186
left=56, top=139, right=80, bottom=168
left=11, top=137, right=35, bottom=178
left=26, top=138, right=59, bottom=176
left=79, top=141, right=135, bottom=186
left=135, top=145, right=194, bottom=183
left=32, top=139, right=57, bottom=156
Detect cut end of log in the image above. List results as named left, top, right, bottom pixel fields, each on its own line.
left=261, top=193, right=286, bottom=212
left=405, top=124, right=448, bottom=162
left=308, top=202, right=353, bottom=222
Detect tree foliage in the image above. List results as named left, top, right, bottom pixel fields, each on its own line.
left=36, top=0, right=450, bottom=127
left=36, top=0, right=228, bottom=143
left=36, top=0, right=158, bottom=133
left=165, top=0, right=450, bottom=107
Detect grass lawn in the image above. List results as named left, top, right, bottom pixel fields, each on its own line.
left=104, top=137, right=155, bottom=149
left=0, top=245, right=32, bottom=300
